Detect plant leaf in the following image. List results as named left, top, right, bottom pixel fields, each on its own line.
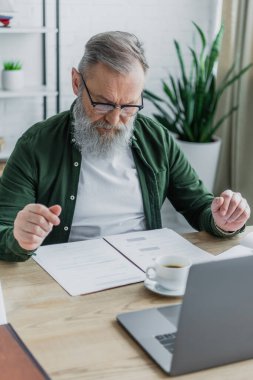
left=192, top=22, right=206, bottom=53
left=143, top=89, right=165, bottom=103
left=206, top=24, right=224, bottom=79
left=162, top=81, right=177, bottom=105
left=217, top=63, right=253, bottom=99
left=174, top=40, right=188, bottom=86
left=204, top=106, right=238, bottom=141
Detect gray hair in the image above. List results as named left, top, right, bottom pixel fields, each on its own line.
left=78, top=31, right=149, bottom=77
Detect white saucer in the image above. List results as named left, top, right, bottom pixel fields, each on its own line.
left=144, top=278, right=185, bottom=297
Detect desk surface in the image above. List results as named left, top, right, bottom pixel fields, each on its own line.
left=1, top=227, right=253, bottom=380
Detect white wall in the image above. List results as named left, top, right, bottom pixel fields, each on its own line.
left=59, top=0, right=222, bottom=115
left=0, top=0, right=222, bottom=150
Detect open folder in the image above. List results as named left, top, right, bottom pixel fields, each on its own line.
left=33, top=228, right=214, bottom=296
left=0, top=283, right=50, bottom=380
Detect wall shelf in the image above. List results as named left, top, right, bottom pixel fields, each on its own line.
left=0, top=86, right=58, bottom=98
left=0, top=27, right=57, bottom=33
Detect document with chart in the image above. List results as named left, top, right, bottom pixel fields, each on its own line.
left=104, top=228, right=213, bottom=271
left=33, top=228, right=214, bottom=296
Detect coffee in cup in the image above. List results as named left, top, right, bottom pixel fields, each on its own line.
left=146, top=255, right=191, bottom=290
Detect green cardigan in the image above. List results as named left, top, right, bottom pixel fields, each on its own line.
left=0, top=104, right=235, bottom=261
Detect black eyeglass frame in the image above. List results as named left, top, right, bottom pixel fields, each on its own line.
left=79, top=73, right=144, bottom=114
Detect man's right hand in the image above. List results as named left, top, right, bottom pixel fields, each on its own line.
left=13, top=204, right=62, bottom=251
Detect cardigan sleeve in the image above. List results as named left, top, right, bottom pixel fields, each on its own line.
left=0, top=136, right=37, bottom=261
left=167, top=136, right=243, bottom=237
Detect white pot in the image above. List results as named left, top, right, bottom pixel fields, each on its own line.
left=176, top=137, right=222, bottom=192
left=1, top=69, right=24, bottom=90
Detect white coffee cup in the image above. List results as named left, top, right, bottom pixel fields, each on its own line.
left=146, top=255, right=191, bottom=290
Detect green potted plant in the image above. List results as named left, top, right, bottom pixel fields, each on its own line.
left=144, top=23, right=252, bottom=191
left=2, top=60, right=24, bottom=91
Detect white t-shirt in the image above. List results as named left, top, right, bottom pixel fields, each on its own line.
left=68, top=146, right=146, bottom=241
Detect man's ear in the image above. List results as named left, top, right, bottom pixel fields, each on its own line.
left=72, top=67, right=80, bottom=96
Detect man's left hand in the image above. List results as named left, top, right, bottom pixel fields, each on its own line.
left=211, top=189, right=251, bottom=232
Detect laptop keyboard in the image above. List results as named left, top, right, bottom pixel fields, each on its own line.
left=155, top=332, right=177, bottom=353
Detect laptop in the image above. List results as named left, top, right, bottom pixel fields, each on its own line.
left=117, top=256, right=253, bottom=376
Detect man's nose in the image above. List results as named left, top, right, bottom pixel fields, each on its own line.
left=104, top=108, right=122, bottom=127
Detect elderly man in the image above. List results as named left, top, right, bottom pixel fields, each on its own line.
left=0, top=31, right=250, bottom=261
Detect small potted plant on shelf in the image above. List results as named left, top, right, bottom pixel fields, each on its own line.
left=144, top=23, right=253, bottom=191
left=2, top=60, right=24, bottom=91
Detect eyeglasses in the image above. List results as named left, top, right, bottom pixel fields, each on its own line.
left=79, top=73, right=144, bottom=117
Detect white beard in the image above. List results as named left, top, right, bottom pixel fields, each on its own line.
left=72, top=96, right=135, bottom=159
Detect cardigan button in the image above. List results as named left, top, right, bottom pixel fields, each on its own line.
left=70, top=195, right=75, bottom=200
left=64, top=226, right=69, bottom=231
left=74, top=162, right=79, bottom=167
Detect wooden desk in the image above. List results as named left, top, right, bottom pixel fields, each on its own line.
left=0, top=227, right=253, bottom=380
